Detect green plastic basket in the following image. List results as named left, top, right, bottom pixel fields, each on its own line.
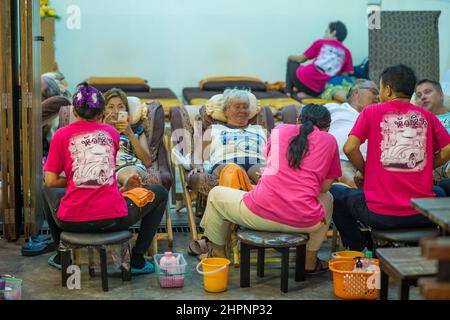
left=154, top=253, right=189, bottom=288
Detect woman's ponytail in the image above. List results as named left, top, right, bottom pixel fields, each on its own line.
left=287, top=104, right=331, bottom=169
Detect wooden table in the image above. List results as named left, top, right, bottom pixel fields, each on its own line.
left=411, top=198, right=450, bottom=234
left=419, top=238, right=450, bottom=300
left=377, top=247, right=437, bottom=300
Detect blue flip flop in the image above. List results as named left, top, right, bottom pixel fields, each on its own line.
left=22, top=237, right=55, bottom=256
left=131, top=260, right=155, bottom=275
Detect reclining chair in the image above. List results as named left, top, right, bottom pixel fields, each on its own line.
left=169, top=104, right=274, bottom=242
left=45, top=99, right=173, bottom=254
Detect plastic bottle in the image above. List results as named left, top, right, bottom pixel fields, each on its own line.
left=362, top=251, right=375, bottom=271
left=159, top=252, right=178, bottom=275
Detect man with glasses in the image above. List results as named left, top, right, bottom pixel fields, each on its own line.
left=325, top=79, right=380, bottom=187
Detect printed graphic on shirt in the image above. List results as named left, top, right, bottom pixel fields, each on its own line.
left=314, top=44, right=346, bottom=76
left=217, top=129, right=265, bottom=157
left=117, top=135, right=140, bottom=168
left=380, top=112, right=428, bottom=171
left=69, top=131, right=115, bottom=187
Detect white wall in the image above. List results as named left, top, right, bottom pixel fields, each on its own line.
left=50, top=0, right=450, bottom=98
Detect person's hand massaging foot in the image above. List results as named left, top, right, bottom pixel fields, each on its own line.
left=120, top=174, right=144, bottom=193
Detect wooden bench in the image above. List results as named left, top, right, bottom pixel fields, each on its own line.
left=377, top=247, right=437, bottom=300
left=419, top=237, right=450, bottom=299
left=237, top=230, right=309, bottom=293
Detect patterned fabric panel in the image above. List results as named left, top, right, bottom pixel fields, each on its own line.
left=369, top=11, right=440, bottom=82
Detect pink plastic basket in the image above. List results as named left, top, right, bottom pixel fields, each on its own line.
left=154, top=253, right=188, bottom=288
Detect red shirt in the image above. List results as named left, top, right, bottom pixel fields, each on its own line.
left=296, top=39, right=353, bottom=93
left=350, top=100, right=450, bottom=216
left=44, top=121, right=128, bottom=222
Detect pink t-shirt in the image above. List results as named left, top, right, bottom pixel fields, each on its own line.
left=296, top=39, right=353, bottom=93
left=243, top=124, right=342, bottom=228
left=44, top=121, right=128, bottom=222
left=350, top=100, right=450, bottom=216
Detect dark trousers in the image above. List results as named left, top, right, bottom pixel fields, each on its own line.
left=438, top=178, right=450, bottom=196
left=330, top=185, right=436, bottom=251
left=285, top=60, right=320, bottom=97
left=43, top=185, right=168, bottom=256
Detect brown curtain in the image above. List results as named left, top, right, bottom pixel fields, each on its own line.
left=369, top=11, right=440, bottom=82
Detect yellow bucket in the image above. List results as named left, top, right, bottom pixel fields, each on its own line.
left=331, top=250, right=365, bottom=259
left=196, top=258, right=231, bottom=293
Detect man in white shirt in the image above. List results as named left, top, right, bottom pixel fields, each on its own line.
left=325, top=79, right=379, bottom=187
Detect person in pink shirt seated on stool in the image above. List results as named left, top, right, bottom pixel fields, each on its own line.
left=286, top=21, right=354, bottom=101
left=330, top=64, right=450, bottom=251
left=198, top=104, right=342, bottom=274
left=43, top=83, right=168, bottom=274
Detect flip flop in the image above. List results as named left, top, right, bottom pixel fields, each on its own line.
left=187, top=238, right=209, bottom=256
left=48, top=254, right=62, bottom=270
left=22, top=236, right=56, bottom=256
left=131, top=260, right=155, bottom=275
left=305, top=259, right=329, bottom=275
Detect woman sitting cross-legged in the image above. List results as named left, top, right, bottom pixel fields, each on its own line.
left=189, top=88, right=267, bottom=184
left=199, top=104, right=341, bottom=274
left=43, top=83, right=168, bottom=274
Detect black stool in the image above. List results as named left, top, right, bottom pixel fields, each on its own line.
left=237, top=230, right=309, bottom=293
left=60, top=230, right=132, bottom=292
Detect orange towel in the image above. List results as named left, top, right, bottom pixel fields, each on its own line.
left=218, top=163, right=253, bottom=266
left=218, top=163, right=254, bottom=192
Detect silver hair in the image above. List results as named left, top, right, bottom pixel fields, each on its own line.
left=41, top=75, right=61, bottom=99
left=221, top=88, right=250, bottom=112
left=346, top=79, right=377, bottom=101
left=43, top=71, right=65, bottom=82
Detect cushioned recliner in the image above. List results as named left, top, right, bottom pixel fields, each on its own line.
left=169, top=104, right=274, bottom=241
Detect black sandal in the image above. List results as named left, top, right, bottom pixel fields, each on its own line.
left=187, top=238, right=209, bottom=256
left=305, top=259, right=329, bottom=275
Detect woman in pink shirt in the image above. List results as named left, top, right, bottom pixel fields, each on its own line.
left=43, top=83, right=167, bottom=274
left=199, top=104, right=341, bottom=273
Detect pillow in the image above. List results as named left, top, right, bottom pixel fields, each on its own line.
left=92, top=83, right=150, bottom=93
left=200, top=76, right=267, bottom=92
left=127, top=96, right=148, bottom=125
left=205, top=92, right=260, bottom=123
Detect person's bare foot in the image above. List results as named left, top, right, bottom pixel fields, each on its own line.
left=296, top=92, right=315, bottom=100
left=120, top=174, right=144, bottom=193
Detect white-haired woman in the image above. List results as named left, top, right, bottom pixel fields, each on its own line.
left=189, top=89, right=267, bottom=183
